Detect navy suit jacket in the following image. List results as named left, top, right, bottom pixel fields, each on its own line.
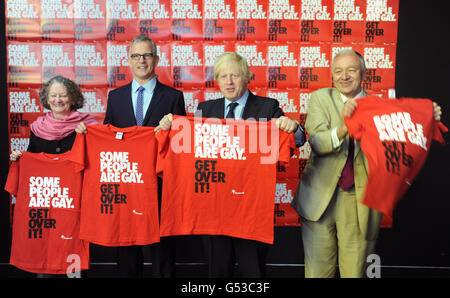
left=196, top=91, right=284, bottom=120
left=104, top=80, right=186, bottom=127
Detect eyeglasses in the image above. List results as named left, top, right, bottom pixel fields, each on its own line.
left=130, top=53, right=156, bottom=60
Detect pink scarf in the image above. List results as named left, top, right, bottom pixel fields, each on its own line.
left=30, top=110, right=98, bottom=141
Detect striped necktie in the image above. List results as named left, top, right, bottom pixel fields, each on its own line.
left=135, top=86, right=145, bottom=126
left=226, top=102, right=239, bottom=119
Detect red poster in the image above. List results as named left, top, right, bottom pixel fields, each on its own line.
left=235, top=42, right=268, bottom=89
left=362, top=44, right=396, bottom=91
left=299, top=0, right=333, bottom=42
left=203, top=43, right=235, bottom=88
left=203, top=88, right=223, bottom=102
left=107, top=41, right=132, bottom=88
left=203, top=0, right=235, bottom=41
left=267, top=43, right=299, bottom=89
left=138, top=0, right=172, bottom=42
left=364, top=0, right=399, bottom=44
left=183, top=89, right=204, bottom=116
left=332, top=0, right=366, bottom=43
left=268, top=0, right=300, bottom=42
left=6, top=0, right=41, bottom=41
left=41, top=42, right=75, bottom=82
left=299, top=43, right=332, bottom=90
left=171, top=42, right=204, bottom=88
left=74, top=41, right=107, bottom=88
left=171, top=0, right=203, bottom=41
left=155, top=43, right=172, bottom=87
left=74, top=0, right=106, bottom=41
left=274, top=178, right=301, bottom=226
left=7, top=41, right=42, bottom=87
left=106, top=0, right=140, bottom=41
left=236, top=0, right=268, bottom=41
left=40, top=0, right=74, bottom=41
left=8, top=88, right=43, bottom=138
left=79, top=88, right=107, bottom=123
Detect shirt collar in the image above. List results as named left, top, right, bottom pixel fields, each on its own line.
left=224, top=90, right=249, bottom=108
left=132, top=76, right=157, bottom=94
left=339, top=89, right=365, bottom=103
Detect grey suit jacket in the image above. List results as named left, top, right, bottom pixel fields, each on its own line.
left=291, top=88, right=382, bottom=241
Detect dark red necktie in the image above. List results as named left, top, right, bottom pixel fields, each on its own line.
left=338, top=137, right=354, bottom=190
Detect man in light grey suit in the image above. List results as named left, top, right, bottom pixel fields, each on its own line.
left=292, top=49, right=384, bottom=278
left=291, top=49, right=442, bottom=278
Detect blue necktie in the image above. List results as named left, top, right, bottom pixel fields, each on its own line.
left=226, top=102, right=238, bottom=119
left=136, top=86, right=145, bottom=126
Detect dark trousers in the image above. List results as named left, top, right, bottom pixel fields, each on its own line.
left=116, top=237, right=176, bottom=278
left=204, top=235, right=269, bottom=278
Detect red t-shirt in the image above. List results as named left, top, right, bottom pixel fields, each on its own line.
left=70, top=124, right=160, bottom=246
left=156, top=116, right=296, bottom=244
left=345, top=96, right=448, bottom=221
left=4, top=151, right=89, bottom=274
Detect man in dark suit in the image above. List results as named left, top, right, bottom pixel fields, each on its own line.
left=157, top=52, right=305, bottom=277
left=80, top=35, right=185, bottom=278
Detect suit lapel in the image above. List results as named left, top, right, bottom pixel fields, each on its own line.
left=212, top=98, right=226, bottom=118
left=353, top=90, right=368, bottom=158
left=122, top=83, right=136, bottom=125
left=242, top=91, right=258, bottom=119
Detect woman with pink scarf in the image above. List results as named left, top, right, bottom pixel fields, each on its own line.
left=9, top=75, right=98, bottom=161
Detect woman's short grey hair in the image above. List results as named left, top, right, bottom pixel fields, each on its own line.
left=39, top=75, right=85, bottom=110
left=129, top=35, right=158, bottom=56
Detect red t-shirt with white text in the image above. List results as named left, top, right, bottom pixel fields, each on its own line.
left=345, top=96, right=447, bottom=221
left=5, top=151, right=89, bottom=274
left=70, top=124, right=160, bottom=246
left=156, top=116, right=296, bottom=244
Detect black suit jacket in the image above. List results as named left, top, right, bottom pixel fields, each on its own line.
left=104, top=80, right=186, bottom=127
left=196, top=91, right=284, bottom=120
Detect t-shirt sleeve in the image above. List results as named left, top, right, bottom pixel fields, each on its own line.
left=433, top=121, right=448, bottom=146
left=278, top=130, right=296, bottom=165
left=5, top=160, right=19, bottom=196
left=68, top=132, right=86, bottom=173
left=155, top=129, right=171, bottom=176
